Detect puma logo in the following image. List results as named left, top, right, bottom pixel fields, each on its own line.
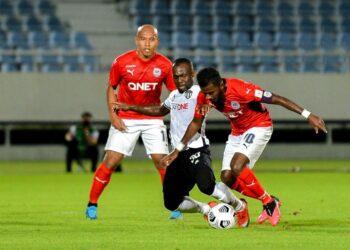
left=127, top=69, right=135, bottom=76
left=95, top=176, right=107, bottom=184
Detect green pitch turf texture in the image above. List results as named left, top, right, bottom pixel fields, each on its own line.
left=1, top=160, right=349, bottom=250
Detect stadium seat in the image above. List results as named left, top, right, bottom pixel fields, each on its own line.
left=255, top=17, right=275, bottom=32
left=276, top=0, right=294, bottom=16
left=212, top=0, right=232, bottom=16
left=170, top=0, right=191, bottom=15
left=319, top=32, right=338, bottom=51
left=7, top=31, right=29, bottom=49
left=277, top=17, right=297, bottom=33
left=1, top=62, right=17, bottom=72
left=157, top=31, right=171, bottom=49
left=191, top=0, right=212, bottom=16
left=320, top=18, right=337, bottom=33
left=274, top=32, right=297, bottom=51
left=297, top=1, right=315, bottom=16
left=129, top=0, right=151, bottom=16
left=20, top=62, right=34, bottom=72
left=38, top=53, right=59, bottom=65
left=297, top=32, right=318, bottom=51
left=299, top=17, right=317, bottom=33
left=212, top=31, right=233, bottom=51
left=219, top=55, right=237, bottom=72
left=339, top=1, right=350, bottom=18
left=300, top=55, right=321, bottom=72
left=236, top=64, right=256, bottom=73
left=150, top=0, right=170, bottom=16
left=194, top=54, right=217, bottom=69
left=49, top=31, right=69, bottom=49
left=16, top=53, right=34, bottom=65
left=232, top=32, right=254, bottom=50
left=0, top=54, right=16, bottom=64
left=340, top=18, right=350, bottom=33
left=0, top=0, right=14, bottom=16
left=322, top=55, right=346, bottom=73
left=171, top=31, right=192, bottom=50
left=37, top=0, right=56, bottom=16
left=45, top=15, right=64, bottom=31
left=234, top=16, right=254, bottom=32
left=28, top=31, right=49, bottom=49
left=338, top=32, right=350, bottom=51
left=172, top=15, right=192, bottom=32
left=193, top=16, right=213, bottom=32
left=0, top=32, right=9, bottom=49
left=254, top=31, right=274, bottom=50
left=152, top=15, right=172, bottom=33
left=212, top=16, right=232, bottom=33
left=235, top=0, right=254, bottom=16
left=69, top=31, right=92, bottom=50
left=255, top=0, right=275, bottom=17
left=318, top=1, right=336, bottom=17
left=41, top=63, right=61, bottom=72
left=4, top=16, right=22, bottom=32
left=283, top=55, right=301, bottom=73
left=131, top=15, right=153, bottom=30
left=16, top=0, right=34, bottom=16
left=63, top=63, right=82, bottom=73
left=192, top=31, right=212, bottom=50
left=61, top=54, right=80, bottom=65
left=25, top=14, right=43, bottom=32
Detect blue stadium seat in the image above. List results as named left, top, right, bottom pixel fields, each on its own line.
left=193, top=16, right=213, bottom=32
left=338, top=32, right=350, bottom=51
left=150, top=0, right=170, bottom=16
left=299, top=17, right=317, bottom=33
left=170, top=0, right=191, bottom=16
left=7, top=31, right=29, bottom=49
left=192, top=31, right=212, bottom=50
left=212, top=0, right=232, bottom=16
left=283, top=55, right=301, bottom=73
left=171, top=31, right=192, bottom=50
left=20, top=62, right=34, bottom=72
left=172, top=15, right=192, bottom=32
left=235, top=0, right=254, bottom=16
left=339, top=1, right=350, bottom=18
left=340, top=18, right=350, bottom=33
left=236, top=64, right=256, bottom=73
left=297, top=32, right=318, bottom=51
left=194, top=54, right=217, bottom=69
left=153, top=15, right=172, bottom=33
left=297, top=1, right=315, bottom=16
left=254, top=32, right=274, bottom=50
left=45, top=15, right=64, bottom=31
left=16, top=0, right=34, bottom=16
left=38, top=53, right=59, bottom=65
left=49, top=31, right=69, bottom=49
left=319, top=32, right=337, bottom=51
left=25, top=14, right=43, bottom=32
left=0, top=32, right=9, bottom=49
left=322, top=55, right=346, bottom=73
left=1, top=54, right=16, bottom=64
left=1, top=62, right=17, bottom=72
left=318, top=1, right=336, bottom=17
left=277, top=17, right=297, bottom=33
left=220, top=55, right=237, bottom=72
left=191, top=0, right=212, bottom=16
left=5, top=16, right=22, bottom=32
left=79, top=54, right=98, bottom=72
left=232, top=32, right=253, bottom=50
left=16, top=53, right=34, bottom=65
left=258, top=63, right=280, bottom=73
left=0, top=0, right=14, bottom=16
left=255, top=0, right=275, bottom=17
left=274, top=32, right=296, bottom=51
left=41, top=63, right=61, bottom=72
left=61, top=54, right=79, bottom=65
left=236, top=55, right=257, bottom=72
left=255, top=17, right=275, bottom=32
left=131, top=15, right=152, bottom=30
left=129, top=0, right=151, bottom=16
left=28, top=31, right=49, bottom=49
left=320, top=18, right=337, bottom=33
left=212, top=31, right=233, bottom=51
left=276, top=0, right=294, bottom=16
left=37, top=0, right=56, bottom=16
left=212, top=16, right=232, bottom=33
left=257, top=55, right=280, bottom=73
left=300, top=55, right=321, bottom=72
left=63, top=63, right=82, bottom=73
left=69, top=31, right=92, bottom=50
left=157, top=31, right=171, bottom=49
left=234, top=16, right=253, bottom=32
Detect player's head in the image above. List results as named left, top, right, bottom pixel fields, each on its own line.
left=196, top=67, right=226, bottom=108
left=135, top=24, right=159, bottom=60
left=172, top=58, right=195, bottom=93
left=81, top=111, right=93, bottom=126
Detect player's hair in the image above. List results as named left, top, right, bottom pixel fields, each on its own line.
left=173, top=57, right=193, bottom=70
left=197, top=67, right=222, bottom=88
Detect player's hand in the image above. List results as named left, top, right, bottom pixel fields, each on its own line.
left=111, top=115, right=126, bottom=131
left=160, top=150, right=179, bottom=168
left=111, top=102, right=130, bottom=112
left=198, top=104, right=213, bottom=116
left=308, top=114, right=327, bottom=134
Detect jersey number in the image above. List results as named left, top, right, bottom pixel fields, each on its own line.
left=244, top=133, right=255, bottom=144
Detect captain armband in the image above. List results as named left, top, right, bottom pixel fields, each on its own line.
left=261, top=91, right=273, bottom=103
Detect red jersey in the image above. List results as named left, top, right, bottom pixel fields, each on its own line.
left=109, top=50, right=176, bottom=119
left=218, top=78, right=272, bottom=135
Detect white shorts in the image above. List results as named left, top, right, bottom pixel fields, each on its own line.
left=105, top=119, right=169, bottom=157
left=222, top=126, right=273, bottom=171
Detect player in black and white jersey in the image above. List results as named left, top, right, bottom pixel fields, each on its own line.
left=113, top=58, right=249, bottom=227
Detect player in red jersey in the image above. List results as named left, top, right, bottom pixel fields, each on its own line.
left=85, top=24, right=176, bottom=219
left=162, top=67, right=327, bottom=226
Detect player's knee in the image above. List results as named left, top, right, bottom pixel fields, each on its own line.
left=198, top=182, right=215, bottom=195
left=220, top=170, right=235, bottom=187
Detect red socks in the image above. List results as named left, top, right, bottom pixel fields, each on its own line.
left=89, top=163, right=112, bottom=204
left=231, top=167, right=273, bottom=205
left=158, top=168, right=166, bottom=185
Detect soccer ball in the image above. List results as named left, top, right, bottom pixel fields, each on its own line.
left=207, top=203, right=236, bottom=229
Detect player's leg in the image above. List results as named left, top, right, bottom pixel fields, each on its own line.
left=141, top=121, right=169, bottom=184
left=86, top=124, right=139, bottom=219
left=190, top=147, right=249, bottom=227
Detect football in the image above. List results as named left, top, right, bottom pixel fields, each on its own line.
left=207, top=203, right=236, bottom=229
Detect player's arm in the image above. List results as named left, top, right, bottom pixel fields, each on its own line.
left=107, top=85, right=126, bottom=131
left=268, top=93, right=327, bottom=134
left=113, top=102, right=170, bottom=117
left=160, top=116, right=203, bottom=167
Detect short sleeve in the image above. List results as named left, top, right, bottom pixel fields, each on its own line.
left=108, top=58, right=120, bottom=87
left=194, top=91, right=209, bottom=118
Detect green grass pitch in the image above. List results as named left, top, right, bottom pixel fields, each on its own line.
left=1, top=160, right=349, bottom=250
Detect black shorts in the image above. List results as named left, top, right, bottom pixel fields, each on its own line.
left=163, top=146, right=216, bottom=211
